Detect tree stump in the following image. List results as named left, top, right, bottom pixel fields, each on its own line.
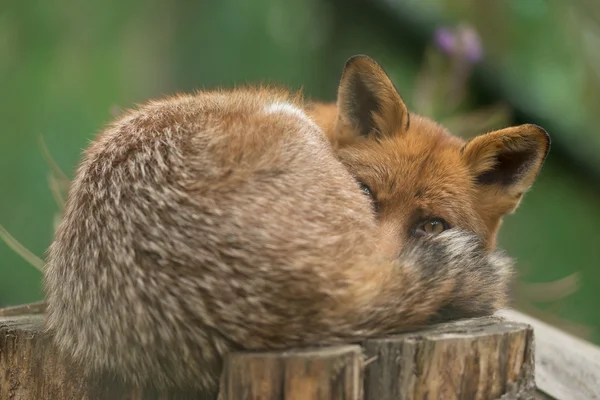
left=362, top=317, right=535, bottom=400
left=219, top=345, right=363, bottom=400
left=0, top=311, right=213, bottom=400
left=0, top=303, right=538, bottom=400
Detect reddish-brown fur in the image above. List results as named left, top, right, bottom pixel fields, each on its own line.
left=306, top=55, right=550, bottom=254
left=43, top=55, right=548, bottom=393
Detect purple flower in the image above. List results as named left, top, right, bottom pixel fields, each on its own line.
left=434, top=27, right=456, bottom=55
left=434, top=25, right=483, bottom=64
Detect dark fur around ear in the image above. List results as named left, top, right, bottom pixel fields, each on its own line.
left=337, top=55, right=410, bottom=139
left=462, top=124, right=550, bottom=213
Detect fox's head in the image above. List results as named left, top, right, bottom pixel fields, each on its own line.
left=308, top=55, right=550, bottom=256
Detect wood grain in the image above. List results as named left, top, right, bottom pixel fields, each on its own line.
left=7, top=305, right=587, bottom=400
left=219, top=345, right=363, bottom=400
left=362, top=316, right=535, bottom=400
left=0, top=313, right=214, bottom=400
left=498, top=309, right=600, bottom=400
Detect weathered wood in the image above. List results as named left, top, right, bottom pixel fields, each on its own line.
left=0, top=307, right=556, bottom=400
left=362, top=316, right=535, bottom=400
left=498, top=309, right=600, bottom=400
left=218, top=345, right=363, bottom=400
left=0, top=313, right=214, bottom=400
left=0, top=301, right=46, bottom=317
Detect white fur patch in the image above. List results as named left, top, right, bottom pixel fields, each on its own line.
left=264, top=102, right=326, bottom=149
left=265, top=102, right=312, bottom=124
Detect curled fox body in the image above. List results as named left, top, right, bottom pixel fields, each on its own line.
left=44, top=55, right=549, bottom=392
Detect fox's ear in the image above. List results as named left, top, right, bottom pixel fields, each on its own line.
left=336, top=55, right=409, bottom=139
left=462, top=124, right=550, bottom=215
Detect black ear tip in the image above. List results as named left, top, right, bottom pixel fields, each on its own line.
left=526, top=123, right=550, bottom=138
left=343, top=54, right=377, bottom=72
left=524, top=123, right=551, bottom=156
left=345, top=54, right=371, bottom=65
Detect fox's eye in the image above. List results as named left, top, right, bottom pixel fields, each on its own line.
left=414, top=218, right=449, bottom=237
left=358, top=182, right=380, bottom=213
left=359, top=183, right=373, bottom=198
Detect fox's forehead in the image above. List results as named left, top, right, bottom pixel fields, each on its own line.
left=341, top=138, right=470, bottom=194
left=337, top=133, right=483, bottom=236
left=339, top=116, right=470, bottom=187
left=335, top=116, right=481, bottom=226
left=404, top=114, right=466, bottom=151
left=391, top=116, right=468, bottom=182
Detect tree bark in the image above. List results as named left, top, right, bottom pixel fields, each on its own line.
left=219, top=345, right=363, bottom=400
left=362, top=316, right=535, bottom=400
left=0, top=313, right=213, bottom=400
left=1, top=305, right=539, bottom=400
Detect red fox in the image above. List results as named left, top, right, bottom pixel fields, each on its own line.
left=307, top=55, right=550, bottom=255
left=43, top=55, right=549, bottom=392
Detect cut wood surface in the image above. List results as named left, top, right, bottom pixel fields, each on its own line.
left=0, top=300, right=46, bottom=317
left=362, top=316, right=535, bottom=400
left=0, top=303, right=600, bottom=400
left=498, top=309, right=600, bottom=400
left=219, top=345, right=363, bottom=400
left=0, top=313, right=214, bottom=400
left=9, top=304, right=595, bottom=400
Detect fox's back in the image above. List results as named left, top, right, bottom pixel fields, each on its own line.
left=45, top=88, right=380, bottom=390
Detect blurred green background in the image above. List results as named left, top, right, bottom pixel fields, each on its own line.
left=1, top=0, right=599, bottom=343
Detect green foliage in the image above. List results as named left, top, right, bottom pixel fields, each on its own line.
left=1, top=0, right=598, bottom=344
